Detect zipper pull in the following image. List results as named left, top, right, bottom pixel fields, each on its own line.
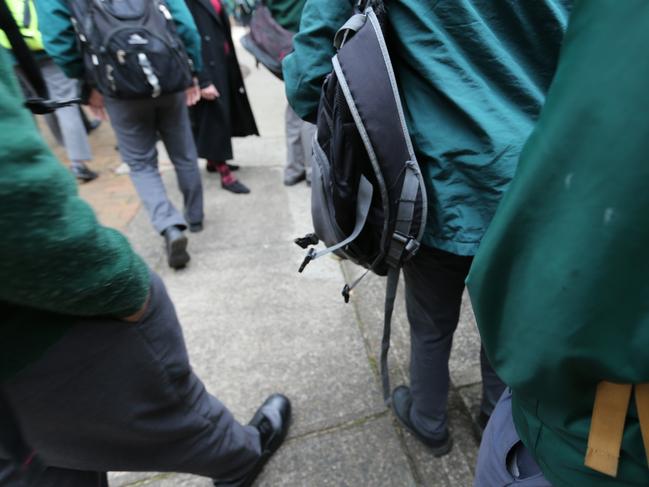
left=159, top=3, right=172, bottom=20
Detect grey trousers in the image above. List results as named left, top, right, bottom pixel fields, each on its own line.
left=0, top=272, right=260, bottom=485
left=402, top=245, right=506, bottom=439
left=284, top=104, right=316, bottom=183
left=474, top=390, right=550, bottom=486
left=36, top=58, right=93, bottom=164
left=105, top=93, right=204, bottom=233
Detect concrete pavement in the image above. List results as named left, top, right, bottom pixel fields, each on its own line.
left=52, top=28, right=485, bottom=487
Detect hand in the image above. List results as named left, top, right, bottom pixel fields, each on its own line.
left=186, top=78, right=201, bottom=106
left=88, top=89, right=107, bottom=120
left=121, top=292, right=150, bottom=323
left=200, top=84, right=220, bottom=101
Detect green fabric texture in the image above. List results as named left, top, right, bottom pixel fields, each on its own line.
left=33, top=0, right=203, bottom=78
left=466, top=1, right=649, bottom=485
left=0, top=48, right=150, bottom=381
left=265, top=0, right=306, bottom=32
left=283, top=0, right=570, bottom=256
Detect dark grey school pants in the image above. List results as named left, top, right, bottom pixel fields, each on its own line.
left=402, top=245, right=506, bottom=439
left=0, top=272, right=260, bottom=485
left=474, top=389, right=550, bottom=486
left=105, top=93, right=204, bottom=234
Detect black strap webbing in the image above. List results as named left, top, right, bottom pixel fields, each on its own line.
left=380, top=265, right=400, bottom=405
left=0, top=0, right=49, bottom=100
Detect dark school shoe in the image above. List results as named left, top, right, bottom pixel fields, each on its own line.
left=163, top=226, right=190, bottom=269
left=188, top=221, right=204, bottom=233
left=222, top=180, right=250, bottom=194
left=392, top=385, right=453, bottom=457
left=71, top=165, right=99, bottom=182
left=213, top=394, right=292, bottom=487
left=283, top=172, right=306, bottom=186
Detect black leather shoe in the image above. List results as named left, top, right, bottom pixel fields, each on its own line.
left=283, top=173, right=306, bottom=186
left=71, top=165, right=99, bottom=182
left=213, top=394, right=291, bottom=487
left=392, top=385, right=452, bottom=457
left=188, top=221, right=203, bottom=233
left=222, top=180, right=250, bottom=194
left=163, top=226, right=190, bottom=269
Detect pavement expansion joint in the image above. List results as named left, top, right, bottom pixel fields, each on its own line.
left=287, top=410, right=390, bottom=444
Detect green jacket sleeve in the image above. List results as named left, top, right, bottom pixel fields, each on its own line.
left=167, top=0, right=203, bottom=74
left=282, top=0, right=352, bottom=121
left=0, top=49, right=150, bottom=318
left=34, top=0, right=84, bottom=79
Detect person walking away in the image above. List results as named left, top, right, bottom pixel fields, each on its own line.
left=283, top=0, right=571, bottom=454
left=265, top=0, right=316, bottom=187
left=186, top=0, right=258, bottom=195
left=468, top=1, right=649, bottom=485
left=0, top=44, right=291, bottom=486
left=0, top=0, right=98, bottom=182
left=36, top=0, right=205, bottom=269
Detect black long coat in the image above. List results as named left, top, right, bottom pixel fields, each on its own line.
left=187, top=0, right=259, bottom=161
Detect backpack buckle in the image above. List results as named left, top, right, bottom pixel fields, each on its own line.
left=403, top=238, right=420, bottom=261
left=298, top=248, right=317, bottom=273
left=342, top=284, right=351, bottom=303
left=388, top=232, right=420, bottom=266
left=294, top=233, right=320, bottom=249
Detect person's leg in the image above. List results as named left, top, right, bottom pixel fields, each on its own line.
left=0, top=460, right=107, bottom=487
left=480, top=346, right=506, bottom=418
left=401, top=245, right=473, bottom=439
left=2, top=273, right=261, bottom=480
left=104, top=97, right=187, bottom=234
left=299, top=119, right=316, bottom=185
left=156, top=93, right=205, bottom=227
left=39, top=59, right=97, bottom=181
left=474, top=390, right=551, bottom=487
left=283, top=104, right=307, bottom=185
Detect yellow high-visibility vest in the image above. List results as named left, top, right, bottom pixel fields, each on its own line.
left=0, top=0, right=44, bottom=52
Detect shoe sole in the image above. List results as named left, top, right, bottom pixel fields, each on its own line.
left=168, top=235, right=190, bottom=269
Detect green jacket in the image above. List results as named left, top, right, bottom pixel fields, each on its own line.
left=467, top=1, right=649, bottom=485
left=0, top=48, right=150, bottom=382
left=265, top=0, right=305, bottom=32
left=283, top=0, right=570, bottom=255
left=33, top=0, right=203, bottom=79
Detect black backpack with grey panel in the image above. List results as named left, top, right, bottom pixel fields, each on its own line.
left=67, top=0, right=194, bottom=99
left=295, top=0, right=427, bottom=403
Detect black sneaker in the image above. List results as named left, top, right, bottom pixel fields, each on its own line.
left=163, top=226, right=190, bottom=269
left=392, top=385, right=453, bottom=456
left=213, top=394, right=291, bottom=487
left=71, top=165, right=99, bottom=182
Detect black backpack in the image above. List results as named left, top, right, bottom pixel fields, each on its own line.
left=295, top=1, right=427, bottom=404
left=68, top=0, right=194, bottom=99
